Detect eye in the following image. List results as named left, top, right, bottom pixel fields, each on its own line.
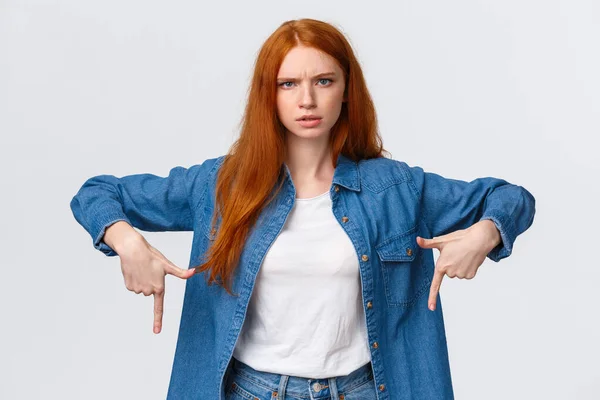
left=317, top=78, right=332, bottom=85
left=278, top=81, right=295, bottom=88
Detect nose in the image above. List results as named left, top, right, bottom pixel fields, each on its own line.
left=299, top=83, right=316, bottom=109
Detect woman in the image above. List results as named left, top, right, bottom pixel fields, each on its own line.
left=70, top=18, right=536, bottom=400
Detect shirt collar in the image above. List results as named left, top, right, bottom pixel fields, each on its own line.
left=332, top=153, right=361, bottom=192
left=282, top=153, right=361, bottom=193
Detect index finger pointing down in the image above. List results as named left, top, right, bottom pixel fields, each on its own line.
left=428, top=269, right=445, bottom=311
left=153, top=291, right=164, bottom=334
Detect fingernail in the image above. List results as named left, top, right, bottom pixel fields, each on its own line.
left=429, top=304, right=434, bottom=311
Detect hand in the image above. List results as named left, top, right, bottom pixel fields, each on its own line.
left=117, top=234, right=196, bottom=334
left=416, top=219, right=501, bottom=312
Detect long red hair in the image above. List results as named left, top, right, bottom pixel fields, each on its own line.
left=194, top=18, right=389, bottom=294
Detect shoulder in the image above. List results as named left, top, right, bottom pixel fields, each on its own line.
left=358, top=157, right=413, bottom=192
left=182, top=155, right=226, bottom=193
left=200, top=154, right=227, bottom=169
left=187, top=155, right=226, bottom=178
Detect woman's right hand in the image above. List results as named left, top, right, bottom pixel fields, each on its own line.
left=105, top=222, right=196, bottom=334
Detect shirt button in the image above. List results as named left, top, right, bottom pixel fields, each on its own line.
left=334, top=185, right=340, bottom=192
left=366, top=301, right=373, bottom=309
left=342, top=216, right=349, bottom=223
left=379, top=384, right=386, bottom=391
left=361, top=254, right=368, bottom=261
left=372, top=341, right=379, bottom=349
left=406, top=247, right=413, bottom=256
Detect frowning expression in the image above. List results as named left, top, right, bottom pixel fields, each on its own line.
left=276, top=45, right=346, bottom=140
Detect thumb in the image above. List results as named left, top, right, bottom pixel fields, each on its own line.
left=164, top=262, right=196, bottom=279
left=416, top=236, right=441, bottom=249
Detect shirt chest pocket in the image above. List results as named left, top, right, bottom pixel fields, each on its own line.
left=375, top=227, right=431, bottom=307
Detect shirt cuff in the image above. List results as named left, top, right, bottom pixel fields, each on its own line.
left=90, top=208, right=132, bottom=256
left=479, top=210, right=517, bottom=262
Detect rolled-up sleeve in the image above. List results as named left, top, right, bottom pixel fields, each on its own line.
left=70, top=157, right=220, bottom=256
left=401, top=163, right=536, bottom=262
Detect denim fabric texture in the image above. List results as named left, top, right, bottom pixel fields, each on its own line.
left=225, top=357, right=376, bottom=399
left=70, top=154, right=536, bottom=399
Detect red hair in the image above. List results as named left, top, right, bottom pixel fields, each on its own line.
left=195, top=18, right=389, bottom=294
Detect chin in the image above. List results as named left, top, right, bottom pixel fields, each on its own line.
left=285, top=122, right=332, bottom=139
left=286, top=129, right=329, bottom=140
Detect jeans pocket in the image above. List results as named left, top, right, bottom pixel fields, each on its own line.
left=225, top=371, right=273, bottom=400
left=225, top=379, right=261, bottom=400
left=375, top=226, right=431, bottom=307
left=340, top=379, right=378, bottom=400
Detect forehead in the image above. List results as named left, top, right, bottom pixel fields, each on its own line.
left=277, top=46, right=341, bottom=77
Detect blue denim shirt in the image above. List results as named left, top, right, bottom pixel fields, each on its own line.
left=70, top=153, right=535, bottom=399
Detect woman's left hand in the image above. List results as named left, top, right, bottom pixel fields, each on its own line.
left=416, top=219, right=501, bottom=311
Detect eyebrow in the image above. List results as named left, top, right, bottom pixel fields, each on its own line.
left=276, top=71, right=336, bottom=81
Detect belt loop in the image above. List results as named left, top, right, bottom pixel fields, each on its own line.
left=276, top=374, right=289, bottom=399
left=328, top=377, right=339, bottom=399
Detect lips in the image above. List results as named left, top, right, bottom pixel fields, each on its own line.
left=296, top=118, right=323, bottom=128
left=296, top=116, right=322, bottom=121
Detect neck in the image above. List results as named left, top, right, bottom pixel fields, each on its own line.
left=283, top=132, right=335, bottom=190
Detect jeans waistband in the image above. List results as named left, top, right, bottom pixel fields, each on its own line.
left=230, top=357, right=374, bottom=398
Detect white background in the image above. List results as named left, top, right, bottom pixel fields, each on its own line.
left=1, top=0, right=598, bottom=399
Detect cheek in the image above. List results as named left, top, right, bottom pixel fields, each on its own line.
left=324, top=94, right=344, bottom=114
left=325, top=88, right=345, bottom=107
left=276, top=96, right=293, bottom=119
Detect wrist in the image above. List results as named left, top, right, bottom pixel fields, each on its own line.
left=104, top=220, right=143, bottom=254
left=479, top=219, right=501, bottom=252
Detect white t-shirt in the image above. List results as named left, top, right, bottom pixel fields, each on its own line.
left=232, top=190, right=371, bottom=378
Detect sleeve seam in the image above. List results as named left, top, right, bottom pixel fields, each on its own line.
left=190, top=156, right=224, bottom=217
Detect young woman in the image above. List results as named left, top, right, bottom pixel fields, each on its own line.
left=70, top=18, right=536, bottom=400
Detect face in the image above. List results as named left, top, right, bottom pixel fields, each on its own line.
left=276, top=45, right=346, bottom=141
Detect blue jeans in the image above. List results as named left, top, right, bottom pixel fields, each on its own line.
left=224, top=357, right=377, bottom=400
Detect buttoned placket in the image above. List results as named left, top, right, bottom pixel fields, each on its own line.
left=330, top=183, right=387, bottom=399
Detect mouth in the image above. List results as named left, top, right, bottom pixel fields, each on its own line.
left=296, top=116, right=322, bottom=121
left=296, top=117, right=323, bottom=128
